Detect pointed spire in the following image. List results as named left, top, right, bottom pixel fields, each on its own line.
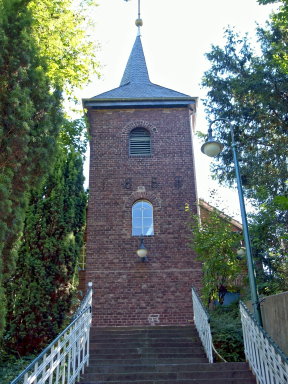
left=86, top=11, right=195, bottom=104
left=120, top=35, right=151, bottom=86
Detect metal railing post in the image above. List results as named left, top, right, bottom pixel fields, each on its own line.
left=10, top=282, right=93, bottom=384
left=192, top=287, right=213, bottom=363
left=240, top=301, right=288, bottom=384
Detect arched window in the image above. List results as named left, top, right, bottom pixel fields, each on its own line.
left=129, top=128, right=151, bottom=157
left=132, top=200, right=154, bottom=236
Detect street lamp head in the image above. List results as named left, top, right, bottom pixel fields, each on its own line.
left=201, top=126, right=224, bottom=157
left=201, top=140, right=224, bottom=157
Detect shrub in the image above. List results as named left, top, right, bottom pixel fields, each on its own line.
left=210, top=302, right=245, bottom=362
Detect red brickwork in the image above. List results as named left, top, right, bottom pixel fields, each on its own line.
left=85, top=107, right=202, bottom=326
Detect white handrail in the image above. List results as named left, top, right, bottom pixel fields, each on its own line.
left=240, top=301, right=288, bottom=384
left=192, top=287, right=213, bottom=363
left=11, top=282, right=93, bottom=384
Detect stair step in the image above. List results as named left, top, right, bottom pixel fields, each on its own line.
left=90, top=346, right=205, bottom=354
left=90, top=339, right=200, bottom=347
left=79, top=380, right=256, bottom=384
left=90, top=333, right=199, bottom=339
left=89, top=352, right=207, bottom=360
left=88, top=357, right=209, bottom=365
left=90, top=329, right=198, bottom=338
left=91, top=327, right=198, bottom=332
left=82, top=370, right=254, bottom=381
left=86, top=362, right=250, bottom=374
left=77, top=326, right=256, bottom=384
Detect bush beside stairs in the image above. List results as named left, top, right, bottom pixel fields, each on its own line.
left=77, top=326, right=256, bottom=384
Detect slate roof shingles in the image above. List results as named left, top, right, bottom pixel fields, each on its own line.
left=91, top=35, right=192, bottom=100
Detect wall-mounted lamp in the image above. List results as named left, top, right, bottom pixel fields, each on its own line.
left=136, top=238, right=148, bottom=262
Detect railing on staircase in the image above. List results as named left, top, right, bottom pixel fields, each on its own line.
left=191, top=287, right=213, bottom=363
left=11, top=282, right=93, bottom=384
left=240, top=301, right=288, bottom=384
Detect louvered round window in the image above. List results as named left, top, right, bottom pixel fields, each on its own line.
left=129, top=128, right=151, bottom=157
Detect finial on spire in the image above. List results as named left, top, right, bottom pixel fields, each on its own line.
left=135, top=0, right=143, bottom=35
left=123, top=0, right=143, bottom=36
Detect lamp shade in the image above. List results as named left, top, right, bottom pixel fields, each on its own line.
left=136, top=247, right=148, bottom=258
left=136, top=239, right=148, bottom=259
left=237, top=247, right=246, bottom=258
left=201, top=140, right=224, bottom=157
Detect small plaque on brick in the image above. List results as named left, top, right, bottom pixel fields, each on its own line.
left=174, top=176, right=183, bottom=189
left=151, top=177, right=158, bottom=189
left=148, top=314, right=160, bottom=326
left=122, top=178, right=132, bottom=190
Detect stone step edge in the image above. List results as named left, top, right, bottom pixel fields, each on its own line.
left=82, top=369, right=253, bottom=376
left=83, top=362, right=250, bottom=370
left=79, top=379, right=256, bottom=384
left=90, top=326, right=195, bottom=331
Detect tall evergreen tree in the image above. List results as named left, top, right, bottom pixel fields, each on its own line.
left=0, top=0, right=99, bottom=338
left=201, top=1, right=288, bottom=293
left=5, top=138, right=87, bottom=354
left=0, top=0, right=62, bottom=336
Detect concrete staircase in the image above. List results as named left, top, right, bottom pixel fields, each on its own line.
left=78, top=326, right=256, bottom=384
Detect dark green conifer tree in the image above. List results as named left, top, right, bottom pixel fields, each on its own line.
left=5, top=136, right=87, bottom=354
left=0, top=0, right=99, bottom=340
left=0, top=0, right=62, bottom=337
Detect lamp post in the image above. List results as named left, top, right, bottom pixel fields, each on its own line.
left=201, top=118, right=263, bottom=326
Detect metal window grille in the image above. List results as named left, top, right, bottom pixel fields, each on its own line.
left=129, top=128, right=151, bottom=156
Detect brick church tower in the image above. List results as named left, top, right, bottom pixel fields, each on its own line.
left=82, top=27, right=202, bottom=327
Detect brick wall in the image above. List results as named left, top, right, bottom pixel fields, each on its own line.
left=86, top=106, right=202, bottom=326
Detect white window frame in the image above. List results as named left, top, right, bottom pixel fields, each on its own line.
left=132, top=200, right=154, bottom=236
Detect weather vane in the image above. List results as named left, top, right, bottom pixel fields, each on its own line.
left=123, top=0, right=143, bottom=35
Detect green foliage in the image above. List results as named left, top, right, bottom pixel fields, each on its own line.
left=59, top=118, right=89, bottom=156
left=202, top=28, right=287, bottom=201
left=258, top=0, right=281, bottom=4
left=250, top=198, right=288, bottom=295
left=202, top=2, right=288, bottom=295
left=0, top=0, right=99, bottom=342
left=257, top=1, right=288, bottom=78
left=189, top=209, right=244, bottom=305
left=27, top=0, right=100, bottom=92
left=0, top=349, right=35, bottom=384
left=0, top=0, right=62, bottom=337
left=5, top=145, right=87, bottom=354
left=210, top=302, right=245, bottom=362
